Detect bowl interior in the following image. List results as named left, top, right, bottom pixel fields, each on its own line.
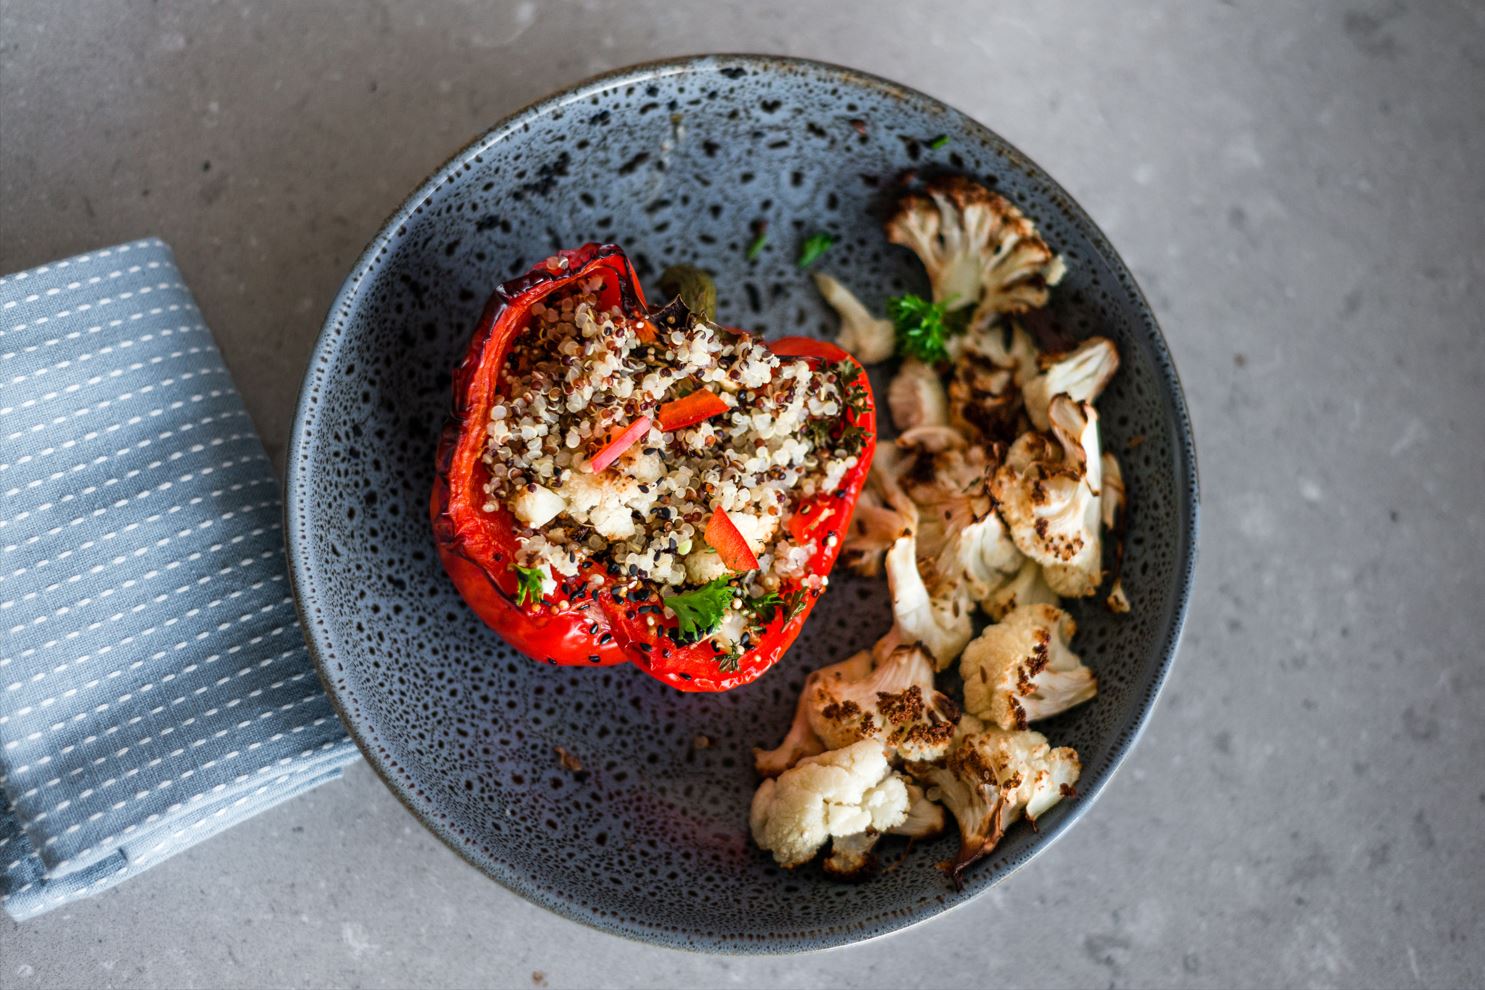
left=287, top=55, right=1196, bottom=952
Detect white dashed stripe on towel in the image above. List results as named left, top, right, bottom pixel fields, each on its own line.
left=0, top=239, right=357, bottom=921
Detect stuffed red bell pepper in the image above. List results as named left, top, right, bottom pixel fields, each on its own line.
left=431, top=243, right=875, bottom=691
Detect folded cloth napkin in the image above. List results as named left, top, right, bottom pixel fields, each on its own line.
left=0, top=238, right=358, bottom=920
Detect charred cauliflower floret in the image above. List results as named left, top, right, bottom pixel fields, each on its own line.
left=947, top=319, right=1042, bottom=383
left=1099, top=450, right=1130, bottom=614
left=806, top=643, right=961, bottom=762
left=822, top=780, right=947, bottom=877
left=884, top=177, right=1065, bottom=329
left=753, top=651, right=872, bottom=777
left=888, top=358, right=950, bottom=433
left=946, top=322, right=1041, bottom=443
left=910, top=729, right=1081, bottom=884
left=991, top=396, right=1104, bottom=597
left=884, top=528, right=974, bottom=669
left=937, top=512, right=1024, bottom=608
left=981, top=556, right=1059, bottom=621
left=1022, top=336, right=1120, bottom=431
left=960, top=604, right=1097, bottom=729
left=749, top=740, right=910, bottom=869
left=842, top=448, right=919, bottom=578
left=841, top=486, right=912, bottom=578
left=1100, top=450, right=1125, bottom=531
left=821, top=830, right=881, bottom=878
left=895, top=440, right=996, bottom=574
left=813, top=272, right=895, bottom=365
left=893, top=780, right=948, bottom=839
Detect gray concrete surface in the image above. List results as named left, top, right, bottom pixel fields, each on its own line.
left=2, top=1, right=1482, bottom=987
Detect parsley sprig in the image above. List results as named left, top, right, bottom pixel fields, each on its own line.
left=887, top=293, right=967, bottom=363
left=663, top=577, right=737, bottom=644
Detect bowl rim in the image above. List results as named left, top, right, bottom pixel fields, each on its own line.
left=285, top=51, right=1200, bottom=954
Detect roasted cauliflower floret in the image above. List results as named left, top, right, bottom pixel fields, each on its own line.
left=753, top=651, right=872, bottom=777
left=980, top=556, right=1059, bottom=621
left=892, top=780, right=948, bottom=839
left=813, top=272, right=895, bottom=365
left=806, top=643, right=961, bottom=762
left=1023, top=337, right=1120, bottom=431
left=749, top=740, right=910, bottom=869
left=841, top=487, right=910, bottom=577
left=884, top=528, right=974, bottom=669
left=1100, top=450, right=1125, bottom=532
left=946, top=322, right=1041, bottom=443
left=888, top=358, right=950, bottom=433
left=947, top=320, right=1041, bottom=384
left=822, top=780, right=947, bottom=877
left=991, top=396, right=1104, bottom=597
left=821, top=829, right=882, bottom=878
left=960, top=604, right=1096, bottom=729
left=1099, top=450, right=1130, bottom=614
left=896, top=441, right=995, bottom=572
left=910, top=729, right=1080, bottom=884
left=937, top=512, right=1023, bottom=606
left=842, top=449, right=919, bottom=577
left=884, top=177, right=1065, bottom=329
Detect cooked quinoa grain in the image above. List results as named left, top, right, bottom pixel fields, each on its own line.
left=482, top=277, right=861, bottom=607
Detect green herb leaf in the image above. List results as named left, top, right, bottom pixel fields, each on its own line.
left=829, top=359, right=871, bottom=416
left=746, top=230, right=768, bottom=261
left=888, top=293, right=962, bottom=363
left=663, top=577, right=736, bottom=643
left=803, top=416, right=833, bottom=450
left=512, top=564, right=547, bottom=607
left=716, top=649, right=742, bottom=673
left=837, top=422, right=869, bottom=456
left=785, top=588, right=809, bottom=620
left=928, top=134, right=950, bottom=150
left=745, top=590, right=786, bottom=622
left=796, top=232, right=836, bottom=268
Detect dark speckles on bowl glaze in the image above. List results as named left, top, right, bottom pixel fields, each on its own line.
left=285, top=54, right=1198, bottom=953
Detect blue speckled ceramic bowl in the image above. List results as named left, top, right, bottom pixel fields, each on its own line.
left=285, top=54, right=1198, bottom=952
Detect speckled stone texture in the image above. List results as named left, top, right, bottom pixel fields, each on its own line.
left=0, top=0, right=1480, bottom=987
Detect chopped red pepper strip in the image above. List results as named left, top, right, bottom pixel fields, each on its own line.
left=587, top=415, right=651, bottom=473
left=704, top=507, right=761, bottom=572
left=431, top=245, right=876, bottom=692
left=656, top=387, right=728, bottom=432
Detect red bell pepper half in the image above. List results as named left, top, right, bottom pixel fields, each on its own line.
left=431, top=243, right=877, bottom=691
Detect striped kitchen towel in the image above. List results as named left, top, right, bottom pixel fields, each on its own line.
left=0, top=238, right=358, bottom=920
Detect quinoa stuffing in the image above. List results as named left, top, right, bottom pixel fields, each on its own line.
left=479, top=271, right=865, bottom=650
